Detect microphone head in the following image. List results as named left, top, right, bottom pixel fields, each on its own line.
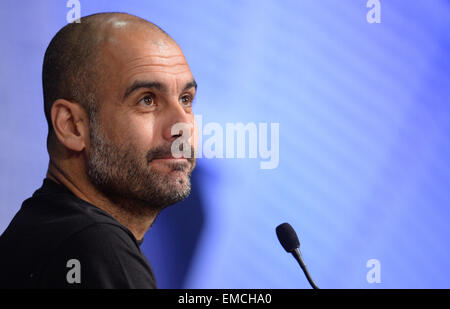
left=276, top=222, right=300, bottom=253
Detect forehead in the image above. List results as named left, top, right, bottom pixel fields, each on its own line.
left=101, top=27, right=193, bottom=92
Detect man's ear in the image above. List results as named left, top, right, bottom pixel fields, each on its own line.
left=50, top=99, right=89, bottom=152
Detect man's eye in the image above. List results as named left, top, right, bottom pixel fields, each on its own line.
left=180, top=95, right=193, bottom=107
left=138, top=94, right=155, bottom=107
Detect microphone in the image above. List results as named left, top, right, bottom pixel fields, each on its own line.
left=276, top=223, right=319, bottom=289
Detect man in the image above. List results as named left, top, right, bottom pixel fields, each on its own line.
left=0, top=12, right=198, bottom=288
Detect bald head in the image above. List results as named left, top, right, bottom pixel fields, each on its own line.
left=42, top=12, right=175, bottom=152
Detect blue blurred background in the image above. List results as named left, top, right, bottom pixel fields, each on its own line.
left=1, top=0, right=449, bottom=288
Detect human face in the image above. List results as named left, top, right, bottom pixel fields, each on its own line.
left=86, top=26, right=197, bottom=210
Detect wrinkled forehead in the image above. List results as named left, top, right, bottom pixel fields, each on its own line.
left=99, top=24, right=193, bottom=94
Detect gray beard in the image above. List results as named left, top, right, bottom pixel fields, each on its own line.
left=86, top=120, right=194, bottom=215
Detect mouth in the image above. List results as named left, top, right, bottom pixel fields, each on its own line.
left=150, top=156, right=191, bottom=167
left=151, top=155, right=188, bottom=162
left=150, top=157, right=191, bottom=175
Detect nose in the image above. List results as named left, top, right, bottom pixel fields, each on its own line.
left=162, top=101, right=193, bottom=143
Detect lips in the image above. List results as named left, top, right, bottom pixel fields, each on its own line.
left=152, top=156, right=188, bottom=161
left=150, top=156, right=190, bottom=164
left=146, top=145, right=195, bottom=164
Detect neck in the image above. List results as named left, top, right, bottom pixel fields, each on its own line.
left=46, top=159, right=157, bottom=241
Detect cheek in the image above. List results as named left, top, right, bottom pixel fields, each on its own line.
left=110, top=112, right=158, bottom=150
left=127, top=117, right=158, bottom=149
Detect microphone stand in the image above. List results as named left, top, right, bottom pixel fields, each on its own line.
left=292, top=248, right=320, bottom=289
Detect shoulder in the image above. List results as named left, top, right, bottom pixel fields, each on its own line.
left=39, top=223, right=156, bottom=289
left=0, top=180, right=156, bottom=288
left=59, top=222, right=139, bottom=255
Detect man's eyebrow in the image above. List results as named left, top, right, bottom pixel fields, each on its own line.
left=183, top=80, right=198, bottom=92
left=123, top=81, right=166, bottom=99
left=123, top=79, right=197, bottom=100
